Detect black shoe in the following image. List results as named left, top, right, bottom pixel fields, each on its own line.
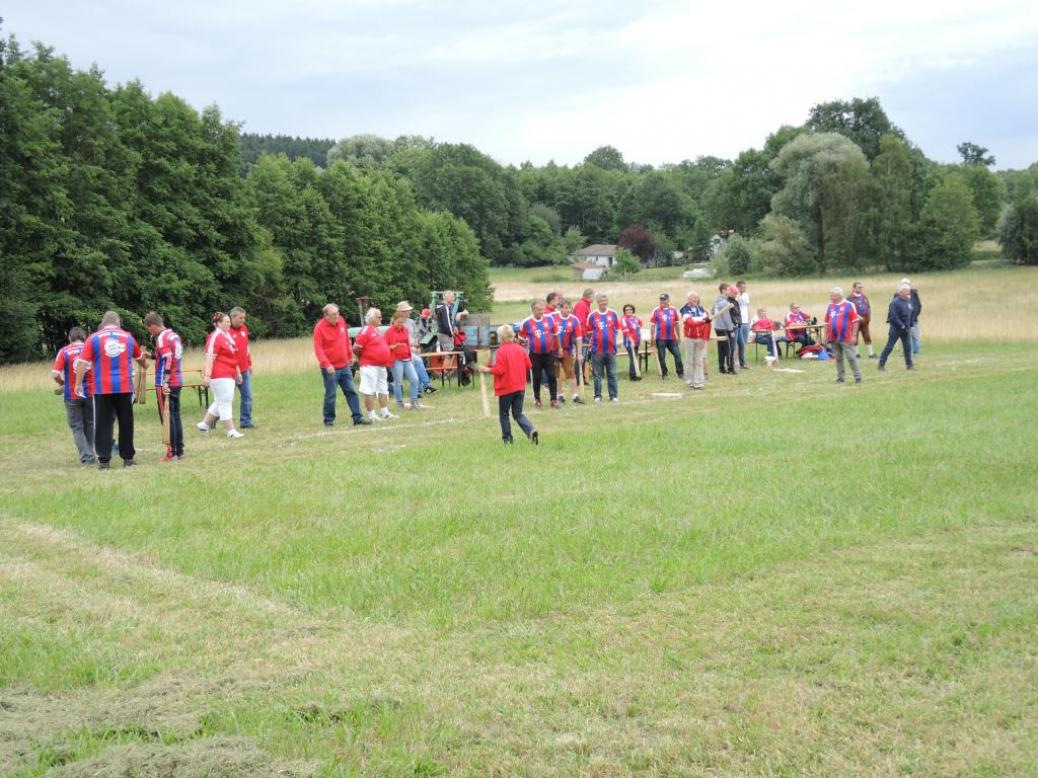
left=572, top=396, right=584, bottom=404
left=906, top=366, right=915, bottom=371
left=502, top=438, right=513, bottom=445
left=854, top=378, right=863, bottom=384
left=835, top=378, right=845, bottom=383
left=424, top=385, right=437, bottom=394
left=631, top=376, right=642, bottom=382
left=877, top=364, right=886, bottom=371
left=354, top=418, right=373, bottom=426
left=123, top=459, right=137, bottom=468
left=98, top=461, right=110, bottom=470
left=240, top=423, right=256, bottom=429
left=324, top=422, right=334, bottom=427
left=528, top=431, right=539, bottom=446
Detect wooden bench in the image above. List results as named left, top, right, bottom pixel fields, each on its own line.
left=145, top=365, right=210, bottom=408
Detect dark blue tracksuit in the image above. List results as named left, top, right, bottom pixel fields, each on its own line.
left=879, top=296, right=914, bottom=368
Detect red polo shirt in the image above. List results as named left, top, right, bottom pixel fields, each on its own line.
left=487, top=342, right=531, bottom=396
left=313, top=317, right=352, bottom=370
left=230, top=324, right=252, bottom=371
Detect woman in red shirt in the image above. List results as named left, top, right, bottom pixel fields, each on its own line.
left=480, top=326, right=538, bottom=445
left=198, top=312, right=244, bottom=438
left=386, top=305, right=423, bottom=410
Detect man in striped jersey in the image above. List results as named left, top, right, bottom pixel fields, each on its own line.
left=145, top=312, right=185, bottom=461
left=650, top=293, right=683, bottom=379
left=824, top=287, right=862, bottom=384
left=519, top=300, right=560, bottom=409
left=553, top=298, right=584, bottom=404
left=74, top=311, right=147, bottom=469
left=52, top=327, right=95, bottom=465
left=587, top=293, right=621, bottom=402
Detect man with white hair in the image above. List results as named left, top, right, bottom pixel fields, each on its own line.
left=824, top=286, right=862, bottom=384
left=680, top=291, right=711, bottom=390
left=878, top=284, right=915, bottom=371
left=897, top=278, right=923, bottom=355
left=586, top=292, right=621, bottom=402
left=353, top=307, right=397, bottom=421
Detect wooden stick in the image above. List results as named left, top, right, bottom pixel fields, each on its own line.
left=159, top=389, right=171, bottom=447
left=653, top=341, right=663, bottom=376
left=630, top=340, right=641, bottom=378
left=479, top=371, right=490, bottom=418
left=134, top=363, right=148, bottom=404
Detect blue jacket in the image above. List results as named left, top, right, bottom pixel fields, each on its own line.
left=886, top=296, right=914, bottom=331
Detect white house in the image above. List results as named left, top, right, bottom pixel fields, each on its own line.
left=570, top=244, right=618, bottom=268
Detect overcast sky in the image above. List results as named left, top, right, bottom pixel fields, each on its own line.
left=4, top=0, right=1037, bottom=169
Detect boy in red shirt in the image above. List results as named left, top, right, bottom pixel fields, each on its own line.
left=480, top=326, right=538, bottom=445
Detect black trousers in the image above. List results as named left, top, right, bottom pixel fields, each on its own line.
left=161, top=387, right=184, bottom=456
left=529, top=352, right=557, bottom=402
left=94, top=392, right=135, bottom=463
left=716, top=330, right=736, bottom=373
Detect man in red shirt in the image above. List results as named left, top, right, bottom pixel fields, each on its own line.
left=52, top=326, right=95, bottom=465
left=353, top=307, right=397, bottom=421
left=480, top=325, right=538, bottom=445
left=572, top=287, right=594, bottom=381
left=74, top=310, right=147, bottom=469
left=313, top=303, right=370, bottom=427
left=229, top=307, right=255, bottom=428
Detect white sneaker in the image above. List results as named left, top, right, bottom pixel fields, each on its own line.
left=382, top=410, right=399, bottom=419
left=370, top=414, right=384, bottom=422
left=610, top=397, right=619, bottom=403
left=227, top=429, right=244, bottom=439
left=594, top=396, right=602, bottom=403
left=196, top=421, right=210, bottom=434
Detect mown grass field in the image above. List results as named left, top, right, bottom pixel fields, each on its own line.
left=1, top=268, right=1037, bottom=775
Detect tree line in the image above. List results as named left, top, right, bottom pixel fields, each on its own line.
left=3, top=28, right=1037, bottom=364
left=0, top=33, right=491, bottom=363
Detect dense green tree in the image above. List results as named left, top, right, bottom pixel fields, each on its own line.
left=949, top=163, right=1006, bottom=236
left=770, top=132, right=871, bottom=272
left=806, top=97, right=902, bottom=160
left=997, top=179, right=1038, bottom=265
left=755, top=214, right=815, bottom=276
left=554, top=164, right=620, bottom=244
left=239, top=133, right=334, bottom=169
left=720, top=234, right=754, bottom=276
left=957, top=141, right=996, bottom=167
left=613, top=247, right=641, bottom=277
left=869, top=133, right=914, bottom=268
left=909, top=176, right=979, bottom=271
left=616, top=171, right=697, bottom=246
left=326, top=133, right=396, bottom=168
left=584, top=145, right=627, bottom=172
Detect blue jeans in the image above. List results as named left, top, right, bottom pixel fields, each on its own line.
left=236, top=370, right=253, bottom=426
left=656, top=339, right=683, bottom=377
left=879, top=327, right=914, bottom=368
left=392, top=359, right=420, bottom=404
left=591, top=352, right=618, bottom=400
left=412, top=355, right=431, bottom=390
left=911, top=324, right=921, bottom=354
left=498, top=391, right=534, bottom=442
left=321, top=367, right=363, bottom=425
left=736, top=324, right=749, bottom=366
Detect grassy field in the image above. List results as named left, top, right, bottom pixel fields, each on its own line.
left=2, top=325, right=1037, bottom=775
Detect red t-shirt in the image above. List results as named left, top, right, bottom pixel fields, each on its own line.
left=385, top=324, right=412, bottom=362
left=573, top=298, right=592, bottom=332
left=313, top=317, right=352, bottom=369
left=751, top=319, right=776, bottom=333
left=230, top=324, right=252, bottom=371
left=355, top=325, right=393, bottom=367
left=488, top=342, right=532, bottom=396
left=205, top=329, right=239, bottom=379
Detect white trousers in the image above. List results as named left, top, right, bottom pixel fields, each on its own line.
left=207, top=377, right=236, bottom=421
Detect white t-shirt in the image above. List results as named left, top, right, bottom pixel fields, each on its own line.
left=738, top=292, right=750, bottom=323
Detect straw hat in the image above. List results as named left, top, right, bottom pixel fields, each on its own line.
left=395, top=301, right=414, bottom=313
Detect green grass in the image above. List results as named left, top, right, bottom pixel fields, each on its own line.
left=1, top=343, right=1037, bottom=775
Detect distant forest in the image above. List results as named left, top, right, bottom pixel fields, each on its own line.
left=2, top=24, right=1036, bottom=363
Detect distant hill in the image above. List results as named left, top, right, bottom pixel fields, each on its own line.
left=239, top=133, right=335, bottom=169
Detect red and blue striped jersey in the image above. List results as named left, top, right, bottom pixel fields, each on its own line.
left=650, top=306, right=680, bottom=340
left=520, top=315, right=558, bottom=355
left=621, top=314, right=642, bottom=348
left=154, top=328, right=184, bottom=389
left=587, top=309, right=621, bottom=355
left=52, top=342, right=90, bottom=400
left=554, top=313, right=582, bottom=355
left=825, top=300, right=860, bottom=344
left=78, top=326, right=142, bottom=396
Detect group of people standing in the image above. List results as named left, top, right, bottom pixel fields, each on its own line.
left=52, top=307, right=254, bottom=468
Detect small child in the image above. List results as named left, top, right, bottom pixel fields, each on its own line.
left=480, top=325, right=539, bottom=445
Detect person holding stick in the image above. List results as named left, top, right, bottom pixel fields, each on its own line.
left=849, top=282, right=876, bottom=359
left=52, top=327, right=95, bottom=466
left=197, top=312, right=245, bottom=438
left=587, top=292, right=621, bottom=403
left=650, top=293, right=683, bottom=379
left=554, top=298, right=584, bottom=404
left=519, top=300, right=560, bottom=409
left=144, top=312, right=185, bottom=461
left=74, top=310, right=147, bottom=469
left=824, top=287, right=862, bottom=384
left=712, top=283, right=737, bottom=375
left=680, top=291, right=711, bottom=390
left=479, top=325, right=538, bottom=445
